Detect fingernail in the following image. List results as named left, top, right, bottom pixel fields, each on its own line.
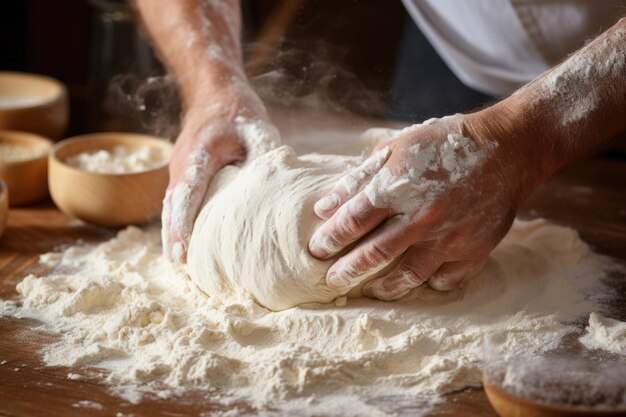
left=308, top=231, right=331, bottom=259
left=428, top=274, right=450, bottom=291
left=315, top=194, right=340, bottom=212
left=327, top=271, right=348, bottom=289
left=327, top=261, right=359, bottom=289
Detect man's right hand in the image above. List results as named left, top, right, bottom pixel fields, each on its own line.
left=161, top=83, right=279, bottom=263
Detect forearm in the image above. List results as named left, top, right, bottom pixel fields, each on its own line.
left=468, top=17, right=626, bottom=196
left=133, top=0, right=245, bottom=108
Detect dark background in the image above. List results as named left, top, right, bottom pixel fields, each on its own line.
left=0, top=0, right=492, bottom=138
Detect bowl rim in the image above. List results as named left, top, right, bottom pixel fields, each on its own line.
left=0, top=71, right=67, bottom=110
left=51, top=132, right=173, bottom=177
left=483, top=380, right=626, bottom=415
left=0, top=129, right=54, bottom=166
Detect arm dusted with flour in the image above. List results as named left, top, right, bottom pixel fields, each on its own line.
left=135, top=0, right=279, bottom=262
left=309, top=17, right=626, bottom=300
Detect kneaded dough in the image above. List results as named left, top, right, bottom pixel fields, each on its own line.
left=187, top=128, right=400, bottom=311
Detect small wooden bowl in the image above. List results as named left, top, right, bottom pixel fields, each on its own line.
left=0, top=71, right=69, bottom=139
left=484, top=381, right=626, bottom=417
left=49, top=132, right=172, bottom=227
left=0, top=130, right=53, bottom=206
left=0, top=181, right=8, bottom=239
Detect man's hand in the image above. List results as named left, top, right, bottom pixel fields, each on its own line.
left=135, top=0, right=282, bottom=262
left=162, top=84, right=279, bottom=262
left=308, top=114, right=531, bottom=300
left=309, top=16, right=626, bottom=300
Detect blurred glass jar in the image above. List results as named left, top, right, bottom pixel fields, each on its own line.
left=88, top=0, right=179, bottom=136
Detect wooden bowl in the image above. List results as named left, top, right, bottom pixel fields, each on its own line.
left=0, top=181, right=8, bottom=239
left=0, top=130, right=53, bottom=206
left=49, top=132, right=172, bottom=227
left=484, top=381, right=626, bottom=417
left=0, top=71, right=69, bottom=139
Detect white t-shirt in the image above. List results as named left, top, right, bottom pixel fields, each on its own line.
left=402, top=0, right=623, bottom=96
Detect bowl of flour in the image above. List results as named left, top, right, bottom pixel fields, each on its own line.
left=0, top=129, right=53, bottom=205
left=0, top=71, right=68, bottom=139
left=49, top=132, right=172, bottom=226
left=483, top=356, right=626, bottom=416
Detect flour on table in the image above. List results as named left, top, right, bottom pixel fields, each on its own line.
left=0, top=127, right=622, bottom=416
left=72, top=400, right=105, bottom=410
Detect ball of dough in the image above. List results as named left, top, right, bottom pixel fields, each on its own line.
left=186, top=145, right=363, bottom=311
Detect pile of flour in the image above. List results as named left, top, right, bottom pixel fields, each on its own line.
left=0, top=217, right=620, bottom=416
left=65, top=145, right=167, bottom=174
left=0, top=143, right=48, bottom=163
left=580, top=312, right=626, bottom=355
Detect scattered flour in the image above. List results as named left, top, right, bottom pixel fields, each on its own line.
left=72, top=400, right=105, bottom=410
left=0, top=123, right=623, bottom=415
left=65, top=146, right=167, bottom=174
left=0, top=217, right=618, bottom=416
left=580, top=312, right=626, bottom=355
left=0, top=143, right=48, bottom=163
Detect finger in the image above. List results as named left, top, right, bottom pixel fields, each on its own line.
left=427, top=260, right=481, bottom=291
left=313, top=146, right=391, bottom=219
left=325, top=214, right=418, bottom=289
left=162, top=149, right=219, bottom=263
left=362, top=246, right=442, bottom=301
left=309, top=191, right=389, bottom=259
left=161, top=188, right=174, bottom=260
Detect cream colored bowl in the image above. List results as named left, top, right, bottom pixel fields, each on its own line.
left=0, top=180, right=8, bottom=239
left=0, top=130, right=53, bottom=206
left=0, top=71, right=68, bottom=139
left=49, top=133, right=172, bottom=227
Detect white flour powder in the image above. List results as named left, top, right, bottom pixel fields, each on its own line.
left=0, top=218, right=618, bottom=416
left=0, top=143, right=48, bottom=163
left=486, top=357, right=626, bottom=409
left=535, top=26, right=625, bottom=126
left=580, top=312, right=626, bottom=355
left=65, top=145, right=167, bottom=174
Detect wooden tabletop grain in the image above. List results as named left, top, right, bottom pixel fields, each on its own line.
left=0, top=147, right=624, bottom=416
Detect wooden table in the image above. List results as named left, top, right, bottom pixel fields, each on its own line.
left=0, top=117, right=624, bottom=416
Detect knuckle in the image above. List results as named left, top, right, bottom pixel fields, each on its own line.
left=442, top=228, right=472, bottom=252
left=399, top=264, right=428, bottom=286
left=316, top=229, right=343, bottom=254
left=360, top=243, right=392, bottom=269
left=412, top=203, right=446, bottom=228
left=340, top=213, right=365, bottom=238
